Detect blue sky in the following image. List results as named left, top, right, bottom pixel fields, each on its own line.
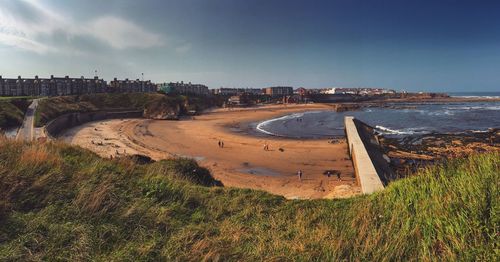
left=0, top=0, right=499, bottom=92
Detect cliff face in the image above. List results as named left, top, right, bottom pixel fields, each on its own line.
left=143, top=101, right=182, bottom=120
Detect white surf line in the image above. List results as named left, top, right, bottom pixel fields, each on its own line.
left=255, top=112, right=308, bottom=137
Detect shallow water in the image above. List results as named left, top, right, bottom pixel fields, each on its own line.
left=238, top=167, right=283, bottom=177
left=256, top=101, right=500, bottom=138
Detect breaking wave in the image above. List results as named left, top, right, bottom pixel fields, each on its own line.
left=375, top=125, right=430, bottom=135
left=256, top=113, right=305, bottom=137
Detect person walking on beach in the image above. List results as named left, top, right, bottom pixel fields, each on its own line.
left=218, top=140, right=221, bottom=148
left=221, top=141, right=224, bottom=148
left=337, top=172, right=341, bottom=181
left=298, top=170, right=303, bottom=182
left=264, top=143, right=269, bottom=151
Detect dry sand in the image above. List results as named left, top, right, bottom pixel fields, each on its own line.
left=61, top=104, right=361, bottom=199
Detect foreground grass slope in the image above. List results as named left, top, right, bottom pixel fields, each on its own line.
left=0, top=140, right=497, bottom=261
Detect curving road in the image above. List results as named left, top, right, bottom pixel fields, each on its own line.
left=16, top=99, right=40, bottom=141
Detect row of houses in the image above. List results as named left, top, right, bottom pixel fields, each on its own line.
left=211, top=86, right=294, bottom=96
left=158, top=81, right=210, bottom=96
left=321, top=87, right=396, bottom=95
left=0, top=75, right=157, bottom=97
left=211, top=87, right=263, bottom=96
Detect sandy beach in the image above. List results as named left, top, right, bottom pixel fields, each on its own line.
left=60, top=104, right=360, bottom=199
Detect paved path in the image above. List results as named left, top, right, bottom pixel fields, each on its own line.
left=16, top=99, right=40, bottom=141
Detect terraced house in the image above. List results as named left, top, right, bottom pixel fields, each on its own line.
left=0, top=75, right=157, bottom=97
left=158, top=81, right=209, bottom=95
left=109, top=78, right=157, bottom=93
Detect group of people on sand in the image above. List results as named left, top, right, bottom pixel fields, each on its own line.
left=296, top=170, right=342, bottom=182
left=217, top=140, right=225, bottom=148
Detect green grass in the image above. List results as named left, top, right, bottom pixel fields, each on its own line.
left=0, top=99, right=31, bottom=129
left=0, top=96, right=38, bottom=101
left=0, top=139, right=498, bottom=261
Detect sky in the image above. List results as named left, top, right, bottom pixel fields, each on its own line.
left=0, top=0, right=499, bottom=92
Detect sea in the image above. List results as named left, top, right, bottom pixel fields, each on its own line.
left=255, top=92, right=500, bottom=139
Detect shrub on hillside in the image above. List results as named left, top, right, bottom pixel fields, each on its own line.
left=149, top=158, right=223, bottom=187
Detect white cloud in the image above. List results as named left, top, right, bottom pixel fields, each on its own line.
left=86, top=16, right=163, bottom=49
left=0, top=33, right=52, bottom=54
left=0, top=0, right=165, bottom=54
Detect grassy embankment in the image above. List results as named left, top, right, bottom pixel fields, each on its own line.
left=0, top=139, right=497, bottom=260
left=34, top=93, right=225, bottom=127
left=0, top=99, right=31, bottom=129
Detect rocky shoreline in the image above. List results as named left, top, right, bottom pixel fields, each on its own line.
left=378, top=128, right=500, bottom=175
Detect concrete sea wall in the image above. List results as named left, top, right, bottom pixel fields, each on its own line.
left=45, top=110, right=143, bottom=137
left=344, top=116, right=385, bottom=194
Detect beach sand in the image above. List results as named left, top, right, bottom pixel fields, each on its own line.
left=60, top=104, right=361, bottom=199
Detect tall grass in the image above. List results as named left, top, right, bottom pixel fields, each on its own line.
left=0, top=140, right=497, bottom=260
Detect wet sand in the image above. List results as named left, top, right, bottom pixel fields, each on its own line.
left=60, top=104, right=361, bottom=199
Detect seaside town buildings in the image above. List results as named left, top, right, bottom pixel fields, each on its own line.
left=0, top=74, right=401, bottom=101
left=264, top=86, right=294, bottom=96
left=0, top=75, right=156, bottom=97
left=320, top=87, right=396, bottom=95
left=108, top=78, right=157, bottom=93
left=211, top=87, right=264, bottom=96
left=158, top=81, right=209, bottom=95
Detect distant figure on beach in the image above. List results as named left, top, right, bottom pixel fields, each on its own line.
left=337, top=172, right=341, bottom=181
left=298, top=170, right=303, bottom=181
left=221, top=141, right=224, bottom=148
left=326, top=171, right=331, bottom=178
left=263, top=143, right=269, bottom=151
left=218, top=140, right=221, bottom=148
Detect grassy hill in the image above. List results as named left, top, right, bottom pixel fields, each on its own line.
left=0, top=99, right=31, bottom=129
left=34, top=93, right=225, bottom=127
left=0, top=139, right=497, bottom=260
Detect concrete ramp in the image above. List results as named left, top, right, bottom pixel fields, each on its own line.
left=344, top=116, right=384, bottom=194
